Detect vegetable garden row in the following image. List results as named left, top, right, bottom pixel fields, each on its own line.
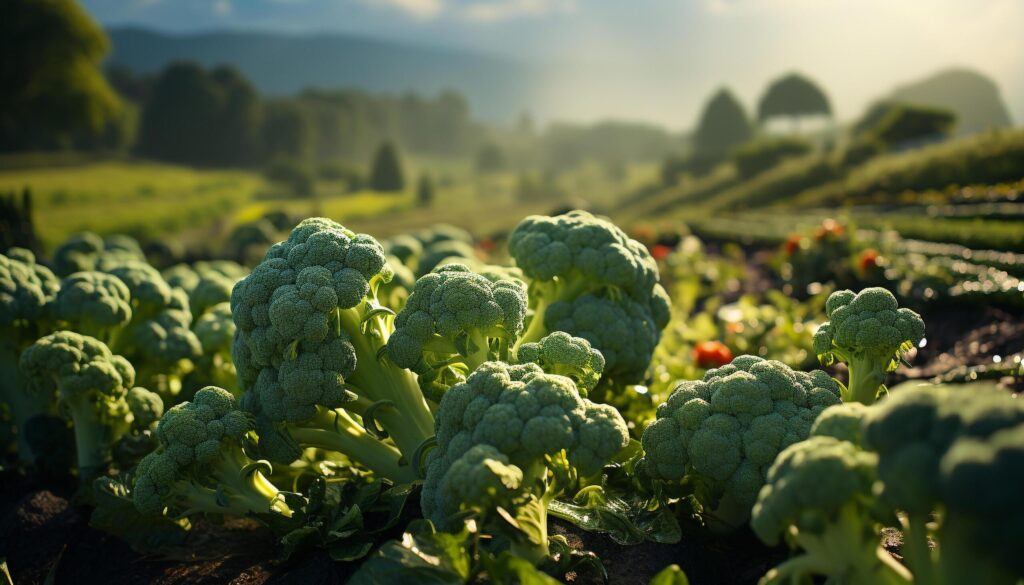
left=1, top=210, right=1021, bottom=584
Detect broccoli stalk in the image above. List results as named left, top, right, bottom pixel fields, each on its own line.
left=813, top=288, right=924, bottom=404
left=20, top=331, right=137, bottom=477
left=133, top=387, right=295, bottom=522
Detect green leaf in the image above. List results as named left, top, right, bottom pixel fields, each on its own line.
left=549, top=488, right=681, bottom=545
left=89, top=477, right=190, bottom=554
left=649, top=564, right=690, bottom=585
left=348, top=520, right=472, bottom=585
left=485, top=552, right=562, bottom=585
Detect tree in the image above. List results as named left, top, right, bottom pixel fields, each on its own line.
left=757, top=73, right=832, bottom=128
left=690, top=88, right=753, bottom=174
left=368, top=142, right=405, bottom=192
left=137, top=63, right=263, bottom=167
left=854, top=101, right=955, bottom=147
left=262, top=100, right=315, bottom=160
left=417, top=174, right=435, bottom=208
left=0, top=0, right=122, bottom=151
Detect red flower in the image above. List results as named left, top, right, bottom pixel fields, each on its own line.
left=858, top=249, right=880, bottom=273
left=693, top=341, right=734, bottom=369
left=650, top=244, right=672, bottom=261
left=814, top=219, right=845, bottom=241
left=478, top=237, right=496, bottom=252
left=783, top=234, right=801, bottom=256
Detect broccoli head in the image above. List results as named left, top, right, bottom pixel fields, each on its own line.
left=133, top=386, right=295, bottom=523
left=810, top=402, right=871, bottom=444
left=387, top=263, right=527, bottom=399
left=509, top=211, right=670, bottom=386
left=189, top=272, right=236, bottom=319
left=54, top=271, right=133, bottom=342
left=20, top=331, right=137, bottom=477
left=190, top=302, right=238, bottom=393
left=53, top=231, right=105, bottom=276
left=383, top=234, right=423, bottom=269
left=813, top=287, right=924, bottom=404
left=640, top=355, right=841, bottom=532
left=752, top=436, right=910, bottom=585
left=516, top=331, right=605, bottom=397
left=422, top=361, right=629, bottom=561
left=232, top=218, right=434, bottom=483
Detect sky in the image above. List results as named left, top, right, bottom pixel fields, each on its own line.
left=82, top=0, right=1024, bottom=130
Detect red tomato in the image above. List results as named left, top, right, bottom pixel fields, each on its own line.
left=783, top=234, right=801, bottom=256
left=858, top=249, right=880, bottom=273
left=650, top=244, right=672, bottom=261
left=693, top=341, right=734, bottom=368
left=814, top=219, right=845, bottom=241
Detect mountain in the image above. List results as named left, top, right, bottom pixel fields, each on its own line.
left=105, top=27, right=539, bottom=122
left=888, top=68, right=1013, bottom=136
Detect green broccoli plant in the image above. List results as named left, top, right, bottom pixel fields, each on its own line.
left=751, top=435, right=911, bottom=585
left=813, top=287, right=924, bottom=404
left=516, top=331, right=605, bottom=397
left=189, top=302, right=238, bottom=394
left=52, top=231, right=105, bottom=276
left=639, top=355, right=841, bottom=532
left=0, top=249, right=60, bottom=460
left=386, top=263, right=527, bottom=400
left=232, top=218, right=435, bottom=484
left=861, top=382, right=1024, bottom=585
left=133, top=386, right=297, bottom=524
left=508, top=210, right=671, bottom=386
left=421, top=361, right=630, bottom=563
left=52, top=271, right=133, bottom=344
left=113, top=386, right=165, bottom=467
left=19, top=331, right=138, bottom=478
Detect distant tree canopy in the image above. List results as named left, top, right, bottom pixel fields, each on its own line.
left=757, top=73, right=832, bottom=125
left=369, top=142, right=405, bottom=192
left=262, top=100, right=315, bottom=160
left=417, top=174, right=435, bottom=207
left=0, top=0, right=122, bottom=151
left=694, top=88, right=753, bottom=160
left=137, top=62, right=262, bottom=167
left=854, top=101, right=955, bottom=147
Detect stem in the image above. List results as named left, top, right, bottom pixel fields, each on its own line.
left=214, top=447, right=294, bottom=517
left=844, top=355, right=886, bottom=404
left=289, top=408, right=416, bottom=483
left=901, top=512, right=936, bottom=585
left=0, top=346, right=56, bottom=463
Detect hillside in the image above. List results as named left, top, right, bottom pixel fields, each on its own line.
left=889, top=68, right=1013, bottom=136
left=106, top=27, right=539, bottom=122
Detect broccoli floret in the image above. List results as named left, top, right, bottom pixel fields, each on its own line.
left=415, top=239, right=478, bottom=277
left=508, top=211, right=670, bottom=386
left=105, top=261, right=174, bottom=321
left=113, top=386, right=166, bottom=467
left=54, top=271, right=133, bottom=343
left=415, top=224, right=473, bottom=247
left=1, top=251, right=60, bottom=460
left=53, top=231, right=105, bottom=276
left=810, top=402, right=871, bottom=444
left=125, top=308, right=202, bottom=396
left=861, top=383, right=1024, bottom=584
left=103, top=234, right=146, bottom=260
left=20, top=332, right=137, bottom=477
left=640, top=355, right=841, bottom=532
left=938, top=424, right=1024, bottom=585
left=387, top=263, right=527, bottom=400
left=126, top=386, right=165, bottom=430
left=813, top=287, right=925, bottom=404
left=516, top=331, right=605, bottom=397
left=383, top=235, right=423, bottom=270
left=422, top=361, right=629, bottom=561
left=189, top=272, right=236, bottom=319
left=377, top=255, right=415, bottom=312
left=751, top=436, right=911, bottom=585
left=132, top=386, right=295, bottom=523
left=190, top=302, right=238, bottom=393
left=232, top=218, right=435, bottom=483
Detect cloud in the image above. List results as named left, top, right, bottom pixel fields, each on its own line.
left=365, top=0, right=573, bottom=22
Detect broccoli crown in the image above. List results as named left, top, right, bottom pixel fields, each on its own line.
left=810, top=402, right=871, bottom=444
left=193, top=302, right=235, bottom=355
left=20, top=331, right=135, bottom=401
left=103, top=234, right=146, bottom=259
left=387, top=264, right=527, bottom=370
left=1, top=250, right=57, bottom=330
left=543, top=292, right=669, bottom=383
left=422, top=361, right=629, bottom=522
left=415, top=224, right=473, bottom=246
left=105, top=262, right=174, bottom=315
left=430, top=444, right=524, bottom=521
left=231, top=217, right=391, bottom=392
left=154, top=386, right=252, bottom=466
left=751, top=435, right=879, bottom=546
left=53, top=231, right=104, bottom=276
left=130, top=308, right=202, bottom=366
left=516, top=331, right=605, bottom=396
left=54, top=271, right=133, bottom=334
left=939, top=423, right=1024, bottom=577
left=861, top=383, right=1024, bottom=515
left=813, top=287, right=924, bottom=372
left=415, top=239, right=478, bottom=277
left=126, top=386, right=165, bottom=429
left=163, top=264, right=200, bottom=293
left=640, top=355, right=841, bottom=519
left=189, top=273, right=236, bottom=318
left=509, top=210, right=659, bottom=295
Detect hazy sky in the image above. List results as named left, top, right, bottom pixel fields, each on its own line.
left=83, top=0, right=1024, bottom=129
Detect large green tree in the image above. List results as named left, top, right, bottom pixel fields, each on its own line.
left=757, top=73, right=832, bottom=127
left=368, top=142, right=405, bottom=192
left=262, top=100, right=315, bottom=160
left=691, top=88, right=753, bottom=171
left=0, top=0, right=122, bottom=151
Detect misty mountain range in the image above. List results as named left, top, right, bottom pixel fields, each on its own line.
left=106, top=27, right=1014, bottom=134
